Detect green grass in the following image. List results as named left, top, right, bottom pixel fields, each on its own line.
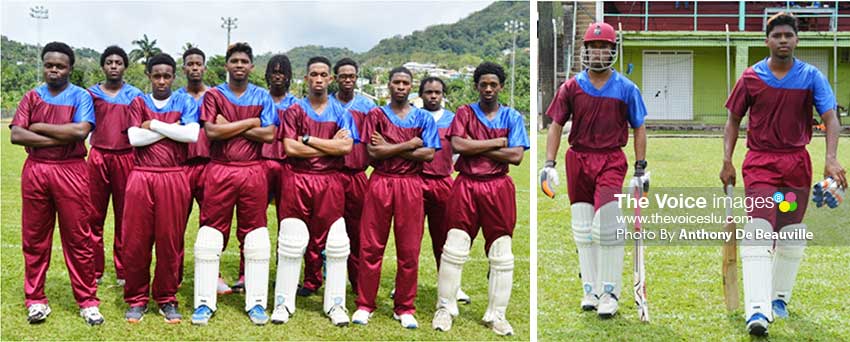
left=537, top=132, right=850, bottom=341
left=0, top=122, right=530, bottom=341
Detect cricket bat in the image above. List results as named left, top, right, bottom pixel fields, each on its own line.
left=633, top=176, right=650, bottom=322
left=722, top=184, right=739, bottom=311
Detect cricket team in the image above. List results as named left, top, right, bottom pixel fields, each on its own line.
left=541, top=12, right=845, bottom=337
left=11, top=10, right=847, bottom=339
left=11, top=39, right=528, bottom=336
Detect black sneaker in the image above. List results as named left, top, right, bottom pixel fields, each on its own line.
left=296, top=285, right=315, bottom=297
left=159, top=302, right=182, bottom=324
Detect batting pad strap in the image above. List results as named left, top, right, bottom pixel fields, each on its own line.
left=442, top=229, right=471, bottom=265
left=325, top=218, right=350, bottom=259
left=278, top=218, right=309, bottom=258
left=597, top=201, right=625, bottom=246
left=571, top=203, right=594, bottom=244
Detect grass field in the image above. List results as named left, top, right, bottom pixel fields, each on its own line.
left=537, top=132, right=850, bottom=341
left=0, top=122, right=530, bottom=341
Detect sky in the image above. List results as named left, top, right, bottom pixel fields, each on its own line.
left=1, top=1, right=493, bottom=56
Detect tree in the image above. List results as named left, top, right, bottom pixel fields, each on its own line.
left=182, top=42, right=197, bottom=53
left=129, top=34, right=162, bottom=64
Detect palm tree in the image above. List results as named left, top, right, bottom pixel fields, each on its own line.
left=182, top=42, right=197, bottom=53
left=129, top=34, right=162, bottom=64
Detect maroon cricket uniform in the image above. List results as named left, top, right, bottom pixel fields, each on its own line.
left=726, top=58, right=836, bottom=228
left=86, top=82, right=143, bottom=281
left=334, top=93, right=377, bottom=290
left=175, top=87, right=210, bottom=208
left=122, top=93, right=198, bottom=307
left=262, top=92, right=298, bottom=219
left=279, top=97, right=359, bottom=293
left=199, top=83, right=276, bottom=256
left=421, top=108, right=456, bottom=267
left=445, top=103, right=529, bottom=253
left=546, top=70, right=647, bottom=208
left=12, top=84, right=100, bottom=308
left=355, top=105, right=440, bottom=315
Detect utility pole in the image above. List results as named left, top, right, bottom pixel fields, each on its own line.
left=504, top=19, right=524, bottom=109
left=30, top=5, right=49, bottom=76
left=221, top=16, right=238, bottom=82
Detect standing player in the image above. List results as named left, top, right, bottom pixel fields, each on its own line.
left=719, top=13, right=845, bottom=336
left=539, top=22, right=648, bottom=320
left=87, top=45, right=144, bottom=286
left=191, top=43, right=276, bottom=326
left=122, top=54, right=199, bottom=324
left=351, top=67, right=439, bottom=329
left=174, top=47, right=220, bottom=292
left=272, top=56, right=358, bottom=326
left=228, top=54, right=299, bottom=293
left=431, top=62, right=529, bottom=336
left=418, top=76, right=470, bottom=304
left=10, top=42, right=104, bottom=325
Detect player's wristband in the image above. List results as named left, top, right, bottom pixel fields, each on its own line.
left=302, top=134, right=310, bottom=145
left=545, top=160, right=556, bottom=168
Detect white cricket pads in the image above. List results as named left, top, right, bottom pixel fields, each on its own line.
left=243, top=227, right=270, bottom=312
left=483, top=235, right=514, bottom=325
left=194, top=226, right=223, bottom=311
left=273, top=218, right=309, bottom=320
left=772, top=223, right=806, bottom=304
left=324, top=218, right=350, bottom=315
left=436, top=229, right=471, bottom=316
left=741, top=218, right=774, bottom=321
left=597, top=201, right=625, bottom=298
left=571, top=202, right=598, bottom=297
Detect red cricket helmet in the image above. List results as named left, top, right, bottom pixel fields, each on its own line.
left=583, top=22, right=617, bottom=45
left=580, top=22, right=619, bottom=72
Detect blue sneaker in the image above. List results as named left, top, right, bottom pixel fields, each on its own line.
left=746, top=312, right=769, bottom=336
left=247, top=305, right=269, bottom=325
left=772, top=299, right=788, bottom=319
left=125, top=305, right=147, bottom=323
left=191, top=305, right=214, bottom=325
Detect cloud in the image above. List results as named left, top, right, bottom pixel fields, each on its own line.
left=2, top=1, right=493, bottom=56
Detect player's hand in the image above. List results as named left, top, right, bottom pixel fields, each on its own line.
left=409, top=137, right=424, bottom=149
left=630, top=171, right=651, bottom=194
left=495, top=137, right=508, bottom=148
left=824, top=158, right=847, bottom=189
left=370, top=132, right=386, bottom=146
left=141, top=120, right=152, bottom=129
left=215, top=114, right=230, bottom=124
left=333, top=129, right=350, bottom=140
left=539, top=160, right=559, bottom=199
left=719, top=161, right=736, bottom=189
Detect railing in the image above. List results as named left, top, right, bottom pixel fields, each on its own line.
left=602, top=1, right=850, bottom=32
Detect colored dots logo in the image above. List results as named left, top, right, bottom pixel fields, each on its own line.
left=773, top=191, right=797, bottom=213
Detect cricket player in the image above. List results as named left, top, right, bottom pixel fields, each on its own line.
left=540, top=22, right=648, bottom=319
left=351, top=67, right=440, bottom=329
left=174, top=47, right=217, bottom=291
left=418, top=76, right=471, bottom=304
left=87, top=45, right=144, bottom=286
left=273, top=56, right=358, bottom=326
left=431, top=62, right=529, bottom=336
left=191, top=42, right=276, bottom=326
left=123, top=54, right=198, bottom=324
left=10, top=42, right=104, bottom=325
left=719, top=12, right=846, bottom=336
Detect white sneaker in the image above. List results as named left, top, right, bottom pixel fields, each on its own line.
left=457, top=288, right=471, bottom=304
left=351, top=309, right=372, bottom=325
left=393, top=313, right=418, bottom=329
left=27, top=303, right=51, bottom=324
left=597, top=292, right=619, bottom=318
left=80, top=306, right=105, bottom=326
left=270, top=304, right=291, bottom=324
left=216, top=277, right=232, bottom=295
left=581, top=293, right=599, bottom=311
left=432, top=307, right=453, bottom=332
left=327, top=305, right=349, bottom=327
left=487, top=315, right=514, bottom=336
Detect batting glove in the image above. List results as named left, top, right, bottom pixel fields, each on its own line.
left=813, top=177, right=845, bottom=208
left=540, top=160, right=559, bottom=198
left=631, top=160, right=650, bottom=193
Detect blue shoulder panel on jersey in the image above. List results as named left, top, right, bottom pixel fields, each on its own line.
left=469, top=102, right=530, bottom=150
left=87, top=83, right=143, bottom=105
